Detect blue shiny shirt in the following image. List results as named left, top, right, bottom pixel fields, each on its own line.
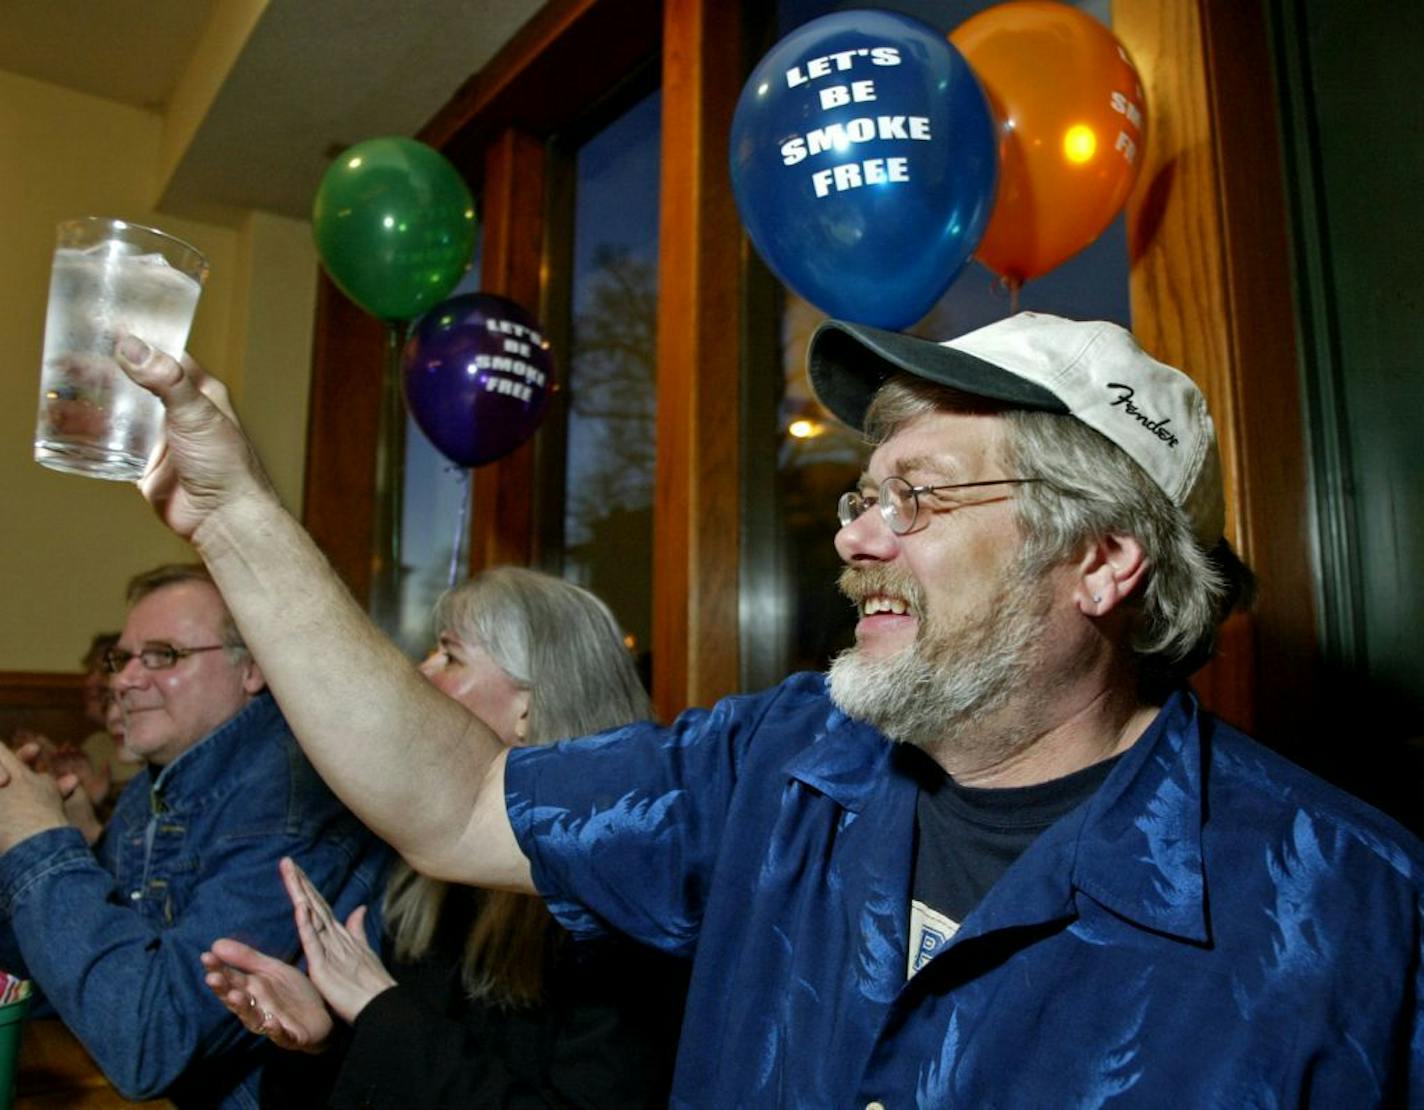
left=0, top=692, right=389, bottom=1109
left=507, top=675, right=1424, bottom=1107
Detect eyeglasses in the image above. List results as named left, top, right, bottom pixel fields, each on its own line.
left=837, top=476, right=1044, bottom=535
left=104, top=643, right=229, bottom=674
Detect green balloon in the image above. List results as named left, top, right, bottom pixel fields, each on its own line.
left=313, top=137, right=477, bottom=322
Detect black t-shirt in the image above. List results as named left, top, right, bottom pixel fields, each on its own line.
left=906, top=746, right=1121, bottom=977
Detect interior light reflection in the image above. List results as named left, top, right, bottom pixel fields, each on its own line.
left=1063, top=124, right=1097, bottom=164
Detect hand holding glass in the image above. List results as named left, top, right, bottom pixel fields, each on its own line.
left=34, top=217, right=209, bottom=481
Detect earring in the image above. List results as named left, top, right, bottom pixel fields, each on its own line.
left=1092, top=594, right=1102, bottom=604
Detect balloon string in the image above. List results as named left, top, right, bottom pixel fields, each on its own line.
left=447, top=466, right=472, bottom=589
left=1007, top=278, right=1022, bottom=314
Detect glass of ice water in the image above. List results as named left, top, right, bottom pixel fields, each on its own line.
left=33, top=217, right=209, bottom=481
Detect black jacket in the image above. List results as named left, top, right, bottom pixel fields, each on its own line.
left=260, top=887, right=688, bottom=1108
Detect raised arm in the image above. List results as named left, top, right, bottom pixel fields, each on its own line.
left=115, top=337, right=530, bottom=890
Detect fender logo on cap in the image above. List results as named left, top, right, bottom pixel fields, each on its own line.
left=1106, top=384, right=1180, bottom=448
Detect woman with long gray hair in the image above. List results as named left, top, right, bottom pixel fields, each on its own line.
left=200, top=567, right=687, bottom=1107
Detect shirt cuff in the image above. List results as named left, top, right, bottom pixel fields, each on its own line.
left=0, top=826, right=96, bottom=913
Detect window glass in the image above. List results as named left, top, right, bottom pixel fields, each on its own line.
left=562, top=90, right=662, bottom=682
left=749, top=0, right=1129, bottom=683
left=391, top=244, right=485, bottom=657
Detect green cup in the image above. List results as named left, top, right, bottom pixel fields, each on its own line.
left=0, top=994, right=31, bottom=1110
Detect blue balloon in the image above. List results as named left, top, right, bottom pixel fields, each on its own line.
left=730, top=10, right=997, bottom=329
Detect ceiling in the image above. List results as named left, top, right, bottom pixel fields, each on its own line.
left=0, top=0, right=543, bottom=221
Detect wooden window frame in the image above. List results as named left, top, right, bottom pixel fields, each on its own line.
left=1117, top=0, right=1312, bottom=736
left=301, top=0, right=1313, bottom=733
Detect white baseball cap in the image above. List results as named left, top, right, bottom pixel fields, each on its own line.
left=808, top=312, right=1224, bottom=544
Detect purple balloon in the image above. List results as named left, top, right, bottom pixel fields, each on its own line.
left=401, top=293, right=554, bottom=468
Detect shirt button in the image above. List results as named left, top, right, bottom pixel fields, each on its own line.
left=130, top=891, right=141, bottom=901
left=866, top=1102, right=886, bottom=1110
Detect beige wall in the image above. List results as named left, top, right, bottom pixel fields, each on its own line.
left=0, top=68, right=316, bottom=673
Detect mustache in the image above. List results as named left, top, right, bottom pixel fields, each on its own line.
left=837, top=564, right=926, bottom=613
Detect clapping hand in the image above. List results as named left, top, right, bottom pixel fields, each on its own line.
left=279, top=856, right=395, bottom=1024
left=6, top=729, right=58, bottom=772
left=44, top=745, right=111, bottom=807
left=2, top=734, right=104, bottom=845
left=202, top=856, right=396, bottom=1053
left=0, top=742, right=73, bottom=853
left=201, top=939, right=334, bottom=1053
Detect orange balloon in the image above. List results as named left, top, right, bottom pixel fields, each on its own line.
left=951, top=1, right=1147, bottom=283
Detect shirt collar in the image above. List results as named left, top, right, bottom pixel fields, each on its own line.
left=1057, top=688, right=1211, bottom=943
left=785, top=681, right=1212, bottom=945
left=150, top=690, right=284, bottom=804
left=782, top=686, right=898, bottom=814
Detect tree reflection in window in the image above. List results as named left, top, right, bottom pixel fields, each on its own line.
left=566, top=245, right=657, bottom=550
left=562, top=91, right=660, bottom=681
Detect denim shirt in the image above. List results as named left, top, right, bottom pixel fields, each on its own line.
left=0, top=692, right=389, bottom=1109
left=507, top=674, right=1424, bottom=1107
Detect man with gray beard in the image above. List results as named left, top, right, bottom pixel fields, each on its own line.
left=116, top=313, right=1424, bottom=1106
left=828, top=549, right=1055, bottom=755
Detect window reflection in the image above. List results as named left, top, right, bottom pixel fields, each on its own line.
left=391, top=244, right=485, bottom=657
left=563, top=90, right=662, bottom=683
left=773, top=295, right=870, bottom=674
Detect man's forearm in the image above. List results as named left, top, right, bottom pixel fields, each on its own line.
left=114, top=341, right=529, bottom=887
left=191, top=492, right=501, bottom=872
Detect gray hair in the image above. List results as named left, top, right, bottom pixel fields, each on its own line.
left=864, top=375, right=1254, bottom=686
left=387, top=566, right=650, bottom=1004
left=124, top=562, right=248, bottom=662
left=432, top=565, right=650, bottom=743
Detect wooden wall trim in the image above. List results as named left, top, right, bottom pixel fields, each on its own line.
left=301, top=274, right=386, bottom=603
left=420, top=0, right=662, bottom=171
left=1117, top=0, right=1315, bottom=737
left=652, top=0, right=743, bottom=717
left=0, top=671, right=87, bottom=748
left=1117, top=0, right=1238, bottom=537
left=1196, top=0, right=1317, bottom=739
left=468, top=128, right=548, bottom=574
left=0, top=672, right=83, bottom=708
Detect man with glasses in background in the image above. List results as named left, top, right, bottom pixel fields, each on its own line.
left=0, top=563, right=388, bottom=1108
left=113, top=315, right=1423, bottom=1105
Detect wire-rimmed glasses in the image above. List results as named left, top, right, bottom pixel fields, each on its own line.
left=837, top=476, right=1044, bottom=535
